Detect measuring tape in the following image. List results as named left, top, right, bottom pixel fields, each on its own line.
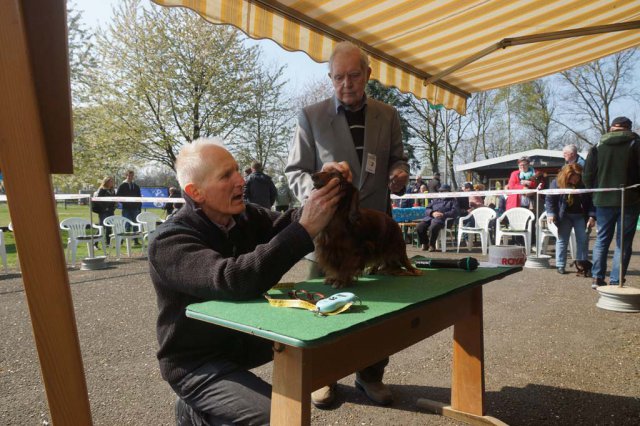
left=264, top=291, right=358, bottom=316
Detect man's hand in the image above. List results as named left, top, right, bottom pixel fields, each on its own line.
left=299, top=177, right=341, bottom=238
left=547, top=216, right=555, bottom=225
left=389, top=169, right=409, bottom=193
left=321, top=161, right=353, bottom=183
left=432, top=211, right=444, bottom=219
left=587, top=217, right=596, bottom=228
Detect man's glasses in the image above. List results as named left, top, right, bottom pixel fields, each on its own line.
left=330, top=71, right=363, bottom=85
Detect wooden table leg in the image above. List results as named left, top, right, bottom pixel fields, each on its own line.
left=271, top=344, right=311, bottom=426
left=418, top=287, right=504, bottom=425
left=451, top=285, right=484, bottom=415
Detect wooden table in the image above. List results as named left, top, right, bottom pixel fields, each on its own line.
left=186, top=266, right=520, bottom=425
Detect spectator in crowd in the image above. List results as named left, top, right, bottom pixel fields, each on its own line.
left=470, top=183, right=485, bottom=210
left=244, top=161, right=278, bottom=209
left=484, top=182, right=501, bottom=211
left=456, top=182, right=473, bottom=214
left=148, top=138, right=342, bottom=425
left=416, top=184, right=458, bottom=252
left=163, top=186, right=182, bottom=218
left=93, top=177, right=116, bottom=243
left=285, top=40, right=409, bottom=408
left=583, top=116, right=640, bottom=288
left=401, top=176, right=423, bottom=207
left=563, top=144, right=585, bottom=167
left=244, top=167, right=252, bottom=178
left=426, top=172, right=441, bottom=193
left=545, top=164, right=595, bottom=275
left=274, top=176, right=295, bottom=212
left=506, top=157, right=538, bottom=211
left=116, top=170, right=142, bottom=244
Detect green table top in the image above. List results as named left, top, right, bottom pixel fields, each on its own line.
left=186, top=265, right=520, bottom=348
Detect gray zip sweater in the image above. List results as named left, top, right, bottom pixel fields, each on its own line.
left=148, top=196, right=314, bottom=385
left=583, top=130, right=640, bottom=207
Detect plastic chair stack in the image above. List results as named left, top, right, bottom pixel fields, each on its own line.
left=495, top=207, right=536, bottom=254
left=103, top=215, right=145, bottom=259
left=60, top=217, right=107, bottom=267
left=457, top=207, right=497, bottom=255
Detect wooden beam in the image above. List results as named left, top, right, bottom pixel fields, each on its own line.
left=0, top=1, right=92, bottom=424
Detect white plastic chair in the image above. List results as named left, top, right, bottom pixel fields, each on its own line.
left=435, top=217, right=457, bottom=253
left=136, top=212, right=163, bottom=249
left=457, top=207, right=497, bottom=255
left=496, top=208, right=536, bottom=254
left=103, top=215, right=145, bottom=259
left=60, top=217, right=107, bottom=267
left=538, top=211, right=576, bottom=260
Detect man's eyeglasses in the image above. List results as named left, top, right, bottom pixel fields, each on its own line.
left=330, top=71, right=363, bottom=84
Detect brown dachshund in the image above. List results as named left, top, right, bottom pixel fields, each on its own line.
left=312, top=170, right=421, bottom=288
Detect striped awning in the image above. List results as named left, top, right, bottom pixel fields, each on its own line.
left=152, top=0, right=640, bottom=114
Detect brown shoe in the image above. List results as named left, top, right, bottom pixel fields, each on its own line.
left=420, top=244, right=428, bottom=251
left=354, top=379, right=393, bottom=406
left=311, top=383, right=336, bottom=408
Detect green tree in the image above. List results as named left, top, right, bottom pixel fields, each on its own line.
left=91, top=0, right=262, bottom=171
left=232, top=64, right=295, bottom=173
left=512, top=80, right=555, bottom=149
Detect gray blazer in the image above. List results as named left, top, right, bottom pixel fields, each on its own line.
left=285, top=96, right=409, bottom=213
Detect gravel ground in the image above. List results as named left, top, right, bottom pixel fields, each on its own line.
left=1, top=236, right=639, bottom=425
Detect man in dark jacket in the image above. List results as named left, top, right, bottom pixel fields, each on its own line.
left=148, top=138, right=341, bottom=425
left=116, top=170, right=142, bottom=243
left=426, top=172, right=441, bottom=193
left=416, top=184, right=458, bottom=251
left=244, top=161, right=278, bottom=208
left=583, top=116, right=640, bottom=288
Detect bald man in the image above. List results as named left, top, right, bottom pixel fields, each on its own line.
left=149, top=137, right=342, bottom=425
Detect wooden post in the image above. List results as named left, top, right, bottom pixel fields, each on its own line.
left=0, top=1, right=92, bottom=424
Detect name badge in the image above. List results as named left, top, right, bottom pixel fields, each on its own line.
left=365, top=153, right=377, bottom=174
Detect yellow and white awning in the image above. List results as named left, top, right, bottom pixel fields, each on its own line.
left=152, top=0, right=640, bottom=114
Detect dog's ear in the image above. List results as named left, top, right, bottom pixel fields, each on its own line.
left=346, top=184, right=360, bottom=223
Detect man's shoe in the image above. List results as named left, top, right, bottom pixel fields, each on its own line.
left=311, top=384, right=336, bottom=409
left=557, top=267, right=566, bottom=274
left=421, top=244, right=428, bottom=251
left=354, top=379, right=393, bottom=406
left=428, top=245, right=437, bottom=252
left=591, top=278, right=606, bottom=289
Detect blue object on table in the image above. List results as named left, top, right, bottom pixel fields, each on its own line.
left=392, top=207, right=426, bottom=222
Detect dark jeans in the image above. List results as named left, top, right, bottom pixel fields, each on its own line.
left=416, top=220, right=445, bottom=247
left=173, top=334, right=273, bottom=425
left=121, top=207, right=141, bottom=242
left=591, top=205, right=640, bottom=283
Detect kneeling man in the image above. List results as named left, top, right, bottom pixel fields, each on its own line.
left=149, top=137, right=342, bottom=425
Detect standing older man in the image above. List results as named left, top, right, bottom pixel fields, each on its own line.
left=584, top=116, right=640, bottom=289
left=562, top=144, right=585, bottom=167
left=148, top=138, right=342, bottom=425
left=285, top=41, right=410, bottom=409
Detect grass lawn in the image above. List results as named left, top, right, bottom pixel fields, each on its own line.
left=0, top=202, right=166, bottom=269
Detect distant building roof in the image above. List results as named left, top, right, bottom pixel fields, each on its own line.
left=455, top=149, right=565, bottom=173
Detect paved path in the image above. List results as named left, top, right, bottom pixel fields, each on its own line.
left=1, top=237, right=639, bottom=425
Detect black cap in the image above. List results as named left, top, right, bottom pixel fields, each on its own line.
left=611, top=116, right=632, bottom=128
left=439, top=184, right=451, bottom=192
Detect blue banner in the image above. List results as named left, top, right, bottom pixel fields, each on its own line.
left=141, top=187, right=169, bottom=209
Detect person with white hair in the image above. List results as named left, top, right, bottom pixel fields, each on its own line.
left=285, top=40, right=409, bottom=409
left=148, top=137, right=344, bottom=425
left=562, top=144, right=585, bottom=167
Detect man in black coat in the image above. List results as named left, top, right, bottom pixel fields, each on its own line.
left=148, top=137, right=342, bottom=425
left=416, top=184, right=459, bottom=251
left=116, top=170, right=142, bottom=242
